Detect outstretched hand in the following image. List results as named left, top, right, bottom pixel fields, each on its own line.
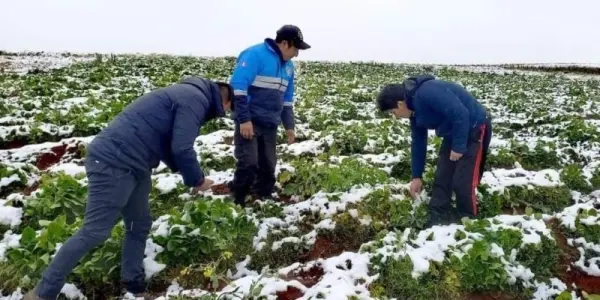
left=450, top=150, right=463, bottom=161
left=286, top=129, right=296, bottom=144
left=409, top=178, right=423, bottom=199
left=192, top=178, right=214, bottom=194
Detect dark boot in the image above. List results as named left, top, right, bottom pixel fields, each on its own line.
left=226, top=180, right=249, bottom=208
left=424, top=210, right=445, bottom=228
left=233, top=186, right=248, bottom=208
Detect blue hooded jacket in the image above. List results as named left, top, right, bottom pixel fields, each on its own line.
left=404, top=75, right=488, bottom=179
left=229, top=38, right=295, bottom=130
left=86, top=77, right=226, bottom=187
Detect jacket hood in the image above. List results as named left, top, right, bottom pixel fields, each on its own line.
left=181, top=77, right=226, bottom=120
left=403, top=74, right=435, bottom=110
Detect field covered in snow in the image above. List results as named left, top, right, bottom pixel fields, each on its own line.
left=1, top=52, right=600, bottom=300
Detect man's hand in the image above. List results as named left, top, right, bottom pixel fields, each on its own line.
left=409, top=178, right=423, bottom=199
left=286, top=129, right=296, bottom=144
left=240, top=121, right=254, bottom=139
left=450, top=151, right=463, bottom=161
left=192, top=178, right=214, bottom=194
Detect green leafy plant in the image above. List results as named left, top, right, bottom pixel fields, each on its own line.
left=23, top=172, right=87, bottom=229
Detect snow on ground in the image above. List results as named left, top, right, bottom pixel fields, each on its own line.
left=0, top=52, right=95, bottom=74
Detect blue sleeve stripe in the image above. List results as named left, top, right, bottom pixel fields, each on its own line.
left=234, top=89, right=247, bottom=96
left=283, top=101, right=293, bottom=106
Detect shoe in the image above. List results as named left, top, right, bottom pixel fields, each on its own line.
left=129, top=292, right=153, bottom=300
left=424, top=210, right=453, bottom=228
left=23, top=290, right=45, bottom=300
left=122, top=281, right=152, bottom=299
left=226, top=181, right=247, bottom=208
left=122, top=286, right=153, bottom=300
left=233, top=190, right=248, bottom=208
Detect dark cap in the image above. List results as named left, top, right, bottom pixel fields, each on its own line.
left=276, top=25, right=311, bottom=50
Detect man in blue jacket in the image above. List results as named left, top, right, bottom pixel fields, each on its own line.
left=228, top=25, right=311, bottom=206
left=376, top=75, right=492, bottom=227
left=25, top=77, right=233, bottom=300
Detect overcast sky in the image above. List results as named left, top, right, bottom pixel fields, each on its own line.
left=1, top=0, right=599, bottom=64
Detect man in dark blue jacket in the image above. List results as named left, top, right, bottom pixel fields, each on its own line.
left=26, top=77, right=233, bottom=300
left=228, top=25, right=311, bottom=206
left=376, top=75, right=492, bottom=227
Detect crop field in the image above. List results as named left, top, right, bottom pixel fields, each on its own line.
left=1, top=52, right=600, bottom=300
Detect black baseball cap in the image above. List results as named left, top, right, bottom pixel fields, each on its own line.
left=276, top=25, right=311, bottom=50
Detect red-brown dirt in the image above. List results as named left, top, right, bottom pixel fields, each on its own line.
left=2, top=139, right=28, bottom=150
left=34, top=141, right=85, bottom=170
left=36, top=144, right=68, bottom=170
left=550, top=218, right=600, bottom=295
left=284, top=263, right=325, bottom=288
left=279, top=194, right=294, bottom=204
left=275, top=286, right=304, bottom=300
left=211, top=183, right=231, bottom=195
left=302, top=235, right=347, bottom=262
left=501, top=205, right=526, bottom=215
left=22, top=181, right=40, bottom=196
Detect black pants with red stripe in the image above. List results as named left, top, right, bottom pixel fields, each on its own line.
left=427, top=116, right=492, bottom=225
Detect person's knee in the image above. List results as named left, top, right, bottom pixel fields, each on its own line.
left=78, top=224, right=113, bottom=246
left=236, top=150, right=258, bottom=170
left=124, top=216, right=152, bottom=237
left=451, top=176, right=471, bottom=196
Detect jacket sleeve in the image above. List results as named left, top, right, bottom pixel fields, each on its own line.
left=171, top=102, right=206, bottom=187
left=410, top=117, right=428, bottom=179
left=281, top=68, right=295, bottom=130
left=229, top=50, right=259, bottom=124
left=162, top=155, right=178, bottom=173
left=420, top=85, right=470, bottom=154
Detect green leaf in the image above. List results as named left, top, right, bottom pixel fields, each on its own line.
left=583, top=292, right=600, bottom=300
left=40, top=253, right=50, bottom=265
left=525, top=206, right=534, bottom=215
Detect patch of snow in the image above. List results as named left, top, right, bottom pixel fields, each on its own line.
left=48, top=163, right=86, bottom=177
left=144, top=238, right=166, bottom=279
left=0, top=206, right=22, bottom=228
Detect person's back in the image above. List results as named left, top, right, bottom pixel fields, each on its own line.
left=88, top=77, right=222, bottom=177
left=405, top=75, right=487, bottom=143
left=407, top=75, right=488, bottom=140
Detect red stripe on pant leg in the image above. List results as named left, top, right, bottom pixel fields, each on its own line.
left=471, top=124, right=487, bottom=216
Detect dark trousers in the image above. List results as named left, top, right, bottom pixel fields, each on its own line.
left=35, top=157, right=152, bottom=299
left=230, top=122, right=278, bottom=205
left=428, top=117, right=492, bottom=225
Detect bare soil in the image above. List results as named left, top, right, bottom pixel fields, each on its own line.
left=276, top=286, right=304, bottom=300
left=550, top=218, right=600, bottom=295
left=1, top=138, right=28, bottom=150
left=210, top=183, right=231, bottom=195
left=283, top=263, right=325, bottom=288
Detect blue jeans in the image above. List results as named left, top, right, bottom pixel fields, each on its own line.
left=35, top=157, right=152, bottom=299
